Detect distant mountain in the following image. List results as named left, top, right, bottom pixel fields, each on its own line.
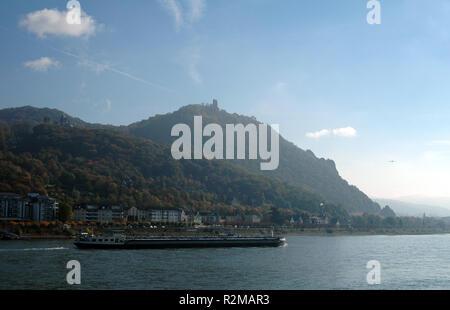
left=0, top=104, right=382, bottom=215
left=128, top=103, right=381, bottom=214
left=395, top=196, right=450, bottom=210
left=379, top=205, right=396, bottom=217
left=374, top=199, right=450, bottom=217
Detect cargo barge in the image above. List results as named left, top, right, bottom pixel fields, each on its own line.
left=73, top=233, right=286, bottom=249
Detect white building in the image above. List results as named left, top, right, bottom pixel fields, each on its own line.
left=126, top=206, right=149, bottom=222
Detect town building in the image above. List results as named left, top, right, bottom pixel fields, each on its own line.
left=73, top=205, right=126, bottom=223
left=0, top=193, right=58, bottom=222
left=244, top=214, right=261, bottom=224
left=0, top=193, right=31, bottom=220
left=126, top=206, right=149, bottom=222
left=74, top=205, right=186, bottom=224
left=28, top=194, right=58, bottom=222
left=309, top=216, right=329, bottom=225
left=149, top=209, right=185, bottom=223
left=225, top=215, right=243, bottom=224
left=193, top=212, right=203, bottom=225
left=200, top=213, right=222, bottom=224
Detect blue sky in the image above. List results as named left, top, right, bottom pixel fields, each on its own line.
left=1, top=0, right=450, bottom=199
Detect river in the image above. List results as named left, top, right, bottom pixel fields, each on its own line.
left=1, top=234, right=450, bottom=289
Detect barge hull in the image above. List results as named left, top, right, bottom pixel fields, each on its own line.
left=74, top=238, right=285, bottom=249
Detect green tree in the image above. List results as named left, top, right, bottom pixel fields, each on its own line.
left=58, top=201, right=73, bottom=222
left=270, top=207, right=284, bottom=225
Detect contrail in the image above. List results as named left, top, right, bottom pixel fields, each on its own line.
left=50, top=47, right=173, bottom=92
left=0, top=23, right=173, bottom=92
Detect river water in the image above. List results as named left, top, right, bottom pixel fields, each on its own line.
left=1, top=234, right=450, bottom=289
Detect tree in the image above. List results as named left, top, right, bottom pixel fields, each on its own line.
left=270, top=207, right=284, bottom=225
left=58, top=201, right=73, bottom=222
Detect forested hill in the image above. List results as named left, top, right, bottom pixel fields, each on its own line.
left=0, top=104, right=382, bottom=215
left=0, top=123, right=350, bottom=221
left=128, top=104, right=381, bottom=214
left=0, top=106, right=117, bottom=130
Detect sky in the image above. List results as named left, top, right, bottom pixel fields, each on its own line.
left=0, top=0, right=450, bottom=200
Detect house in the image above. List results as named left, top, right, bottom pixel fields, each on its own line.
left=310, top=216, right=321, bottom=225
left=225, top=215, right=243, bottom=224
left=244, top=215, right=261, bottom=224
left=193, top=212, right=203, bottom=225
left=201, top=213, right=221, bottom=224
left=126, top=206, right=149, bottom=222
left=310, top=216, right=329, bottom=225
left=180, top=210, right=189, bottom=222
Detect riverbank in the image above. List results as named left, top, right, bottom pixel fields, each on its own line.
left=3, top=219, right=450, bottom=240
left=5, top=227, right=450, bottom=240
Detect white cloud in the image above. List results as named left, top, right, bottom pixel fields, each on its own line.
left=24, top=57, right=60, bottom=72
left=306, top=127, right=357, bottom=138
left=159, top=0, right=205, bottom=30
left=306, top=129, right=330, bottom=139
left=332, top=127, right=357, bottom=137
left=19, top=8, right=97, bottom=38
left=160, top=0, right=183, bottom=30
